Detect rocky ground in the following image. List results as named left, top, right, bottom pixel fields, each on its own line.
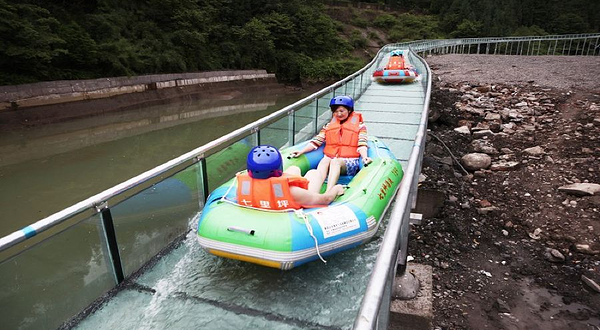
left=410, top=55, right=600, bottom=330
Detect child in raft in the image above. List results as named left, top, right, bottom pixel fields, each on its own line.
left=290, top=95, right=372, bottom=192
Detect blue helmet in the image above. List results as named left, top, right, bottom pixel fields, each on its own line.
left=330, top=95, right=354, bottom=112
left=247, top=145, right=283, bottom=179
left=391, top=49, right=404, bottom=57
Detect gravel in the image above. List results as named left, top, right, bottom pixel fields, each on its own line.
left=425, top=54, right=600, bottom=91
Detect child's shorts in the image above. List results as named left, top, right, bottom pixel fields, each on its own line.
left=342, top=157, right=361, bottom=176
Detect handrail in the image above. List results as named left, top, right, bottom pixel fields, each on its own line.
left=353, top=47, right=432, bottom=330
left=0, top=43, right=390, bottom=254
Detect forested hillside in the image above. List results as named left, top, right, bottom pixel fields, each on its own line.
left=0, top=0, right=597, bottom=86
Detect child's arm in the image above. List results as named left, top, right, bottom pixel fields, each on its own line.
left=357, top=123, right=372, bottom=165
left=358, top=147, right=372, bottom=165
left=290, top=124, right=327, bottom=158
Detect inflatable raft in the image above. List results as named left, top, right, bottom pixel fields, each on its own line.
left=373, top=49, right=418, bottom=83
left=197, top=137, right=404, bottom=270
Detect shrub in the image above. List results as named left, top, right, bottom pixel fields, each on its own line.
left=373, top=14, right=397, bottom=29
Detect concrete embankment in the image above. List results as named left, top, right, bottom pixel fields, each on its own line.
left=0, top=70, right=281, bottom=128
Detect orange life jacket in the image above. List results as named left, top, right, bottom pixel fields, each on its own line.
left=386, top=56, right=406, bottom=70
left=236, top=173, right=309, bottom=210
left=323, top=111, right=363, bottom=158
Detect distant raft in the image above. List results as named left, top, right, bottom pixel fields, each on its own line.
left=196, top=137, right=403, bottom=270
left=373, top=49, right=419, bottom=83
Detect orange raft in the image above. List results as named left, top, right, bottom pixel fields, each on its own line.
left=372, top=50, right=418, bottom=83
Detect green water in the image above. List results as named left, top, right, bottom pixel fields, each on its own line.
left=0, top=88, right=318, bottom=237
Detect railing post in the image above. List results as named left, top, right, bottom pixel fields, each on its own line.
left=98, top=205, right=125, bottom=284
left=314, top=99, right=319, bottom=135
left=288, top=109, right=296, bottom=146
left=200, top=157, right=209, bottom=203
left=360, top=73, right=364, bottom=96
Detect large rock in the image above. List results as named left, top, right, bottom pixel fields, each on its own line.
left=461, top=153, right=492, bottom=171
left=558, top=183, right=600, bottom=196
left=470, top=140, right=499, bottom=154
left=491, top=161, right=520, bottom=171
left=523, top=146, right=545, bottom=156
left=473, top=129, right=495, bottom=138
left=454, top=126, right=471, bottom=134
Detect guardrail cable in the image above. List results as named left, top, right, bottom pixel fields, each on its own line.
left=428, top=132, right=470, bottom=176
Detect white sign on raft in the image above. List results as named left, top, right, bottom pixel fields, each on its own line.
left=310, top=205, right=360, bottom=239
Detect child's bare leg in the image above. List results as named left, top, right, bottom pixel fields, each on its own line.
left=284, top=165, right=301, bottom=176
left=304, top=169, right=324, bottom=193
left=316, top=156, right=331, bottom=179
left=326, top=159, right=347, bottom=192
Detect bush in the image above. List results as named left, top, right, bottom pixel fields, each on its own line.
left=350, top=30, right=367, bottom=48
left=351, top=16, right=369, bottom=28
left=373, top=14, right=397, bottom=29
left=299, top=57, right=366, bottom=82
left=512, top=25, right=548, bottom=37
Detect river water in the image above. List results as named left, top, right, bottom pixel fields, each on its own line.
left=0, top=86, right=321, bottom=237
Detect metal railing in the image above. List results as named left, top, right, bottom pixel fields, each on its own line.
left=352, top=32, right=600, bottom=330
left=409, top=33, right=600, bottom=56
left=1, top=33, right=598, bottom=330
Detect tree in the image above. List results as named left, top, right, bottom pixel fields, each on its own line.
left=0, top=1, right=67, bottom=83
left=451, top=19, right=483, bottom=38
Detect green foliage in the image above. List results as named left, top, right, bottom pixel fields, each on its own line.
left=299, top=56, right=365, bottom=82
left=0, top=1, right=67, bottom=84
left=373, top=14, right=397, bottom=29
left=550, top=13, right=590, bottom=34
left=351, top=15, right=369, bottom=28
left=450, top=19, right=484, bottom=38
left=367, top=31, right=380, bottom=41
left=0, top=0, right=597, bottom=85
left=512, top=25, right=548, bottom=37
left=389, top=13, right=440, bottom=42
left=350, top=30, right=367, bottom=48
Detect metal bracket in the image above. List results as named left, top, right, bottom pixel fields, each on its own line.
left=251, top=126, right=259, bottom=134
left=194, top=153, right=204, bottom=162
left=94, top=201, right=108, bottom=213
left=409, top=213, right=423, bottom=225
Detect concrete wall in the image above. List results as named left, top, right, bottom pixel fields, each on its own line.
left=0, top=70, right=274, bottom=109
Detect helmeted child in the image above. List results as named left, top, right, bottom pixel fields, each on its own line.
left=237, top=145, right=344, bottom=210
left=290, top=95, right=371, bottom=192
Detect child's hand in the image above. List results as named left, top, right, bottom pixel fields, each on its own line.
left=332, top=185, right=345, bottom=196
left=289, top=151, right=302, bottom=158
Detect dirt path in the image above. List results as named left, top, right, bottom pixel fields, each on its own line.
left=412, top=55, right=600, bottom=329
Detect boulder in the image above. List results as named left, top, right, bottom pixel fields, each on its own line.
left=558, top=183, right=600, bottom=196
left=461, top=153, right=492, bottom=171
left=454, top=126, right=471, bottom=135
left=523, top=146, right=545, bottom=156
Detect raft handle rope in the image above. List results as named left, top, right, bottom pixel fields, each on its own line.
left=294, top=209, right=327, bottom=264
left=227, top=226, right=255, bottom=236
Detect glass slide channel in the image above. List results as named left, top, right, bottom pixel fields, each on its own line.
left=0, top=33, right=597, bottom=330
